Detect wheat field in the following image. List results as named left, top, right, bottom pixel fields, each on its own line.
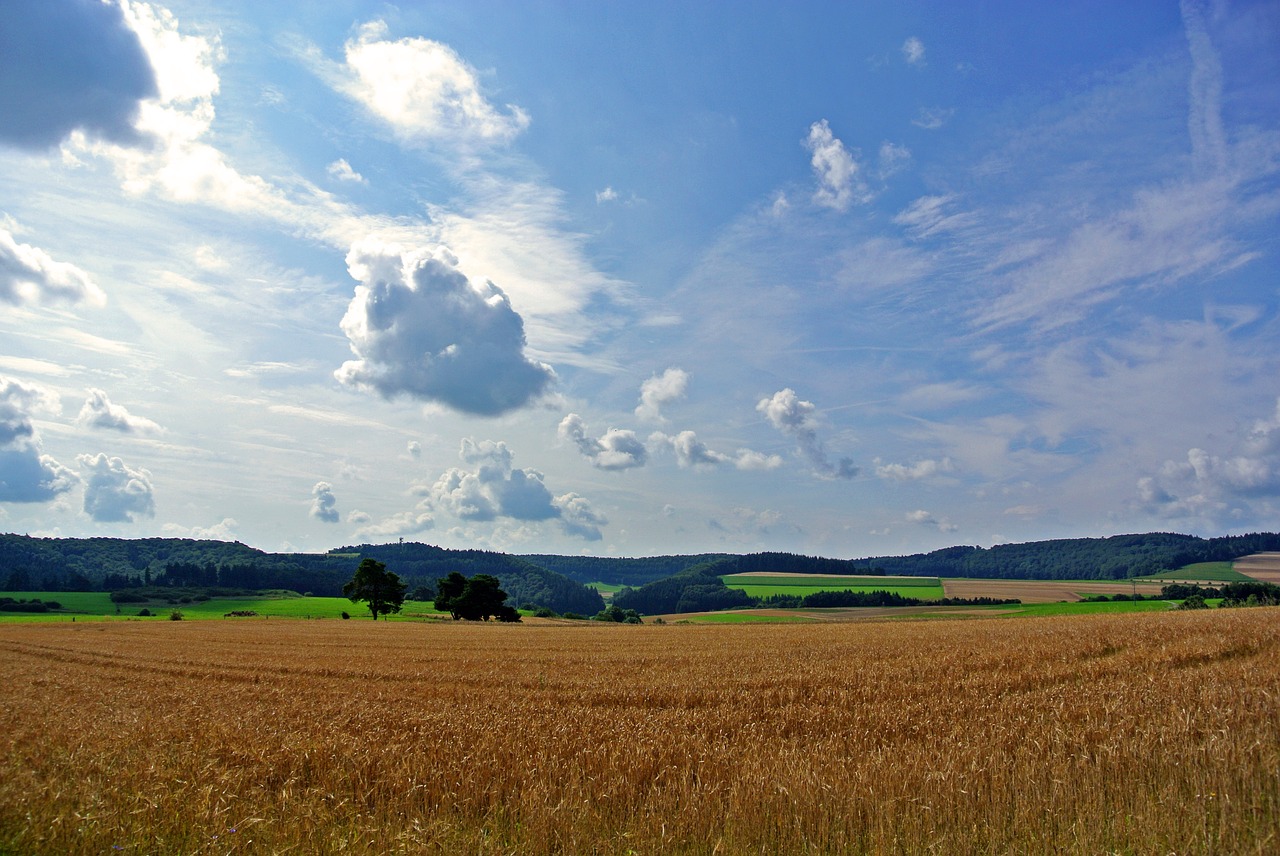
left=1, top=610, right=1277, bottom=854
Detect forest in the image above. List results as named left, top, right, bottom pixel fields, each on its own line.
left=4, top=531, right=1280, bottom=615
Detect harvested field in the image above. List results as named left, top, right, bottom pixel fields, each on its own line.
left=941, top=577, right=1166, bottom=603
left=1, top=612, right=1278, bottom=854
left=1235, top=552, right=1280, bottom=584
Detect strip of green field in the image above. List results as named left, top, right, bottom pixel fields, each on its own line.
left=0, top=591, right=447, bottom=622
left=729, top=583, right=947, bottom=601
left=674, top=612, right=819, bottom=624
left=1135, top=561, right=1251, bottom=582
left=722, top=574, right=940, bottom=588
left=987, top=599, right=1180, bottom=618
left=586, top=582, right=625, bottom=594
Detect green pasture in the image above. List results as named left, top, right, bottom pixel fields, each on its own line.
left=586, top=582, right=625, bottom=599
left=721, top=574, right=945, bottom=601
left=674, top=612, right=819, bottom=624
left=1135, top=561, right=1251, bottom=583
left=989, top=599, right=1181, bottom=618
left=0, top=591, right=448, bottom=622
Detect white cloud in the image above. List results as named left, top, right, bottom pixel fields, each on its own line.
left=595, top=186, right=618, bottom=204
left=558, top=414, right=647, bottom=470
left=351, top=510, right=434, bottom=541
left=635, top=367, right=689, bottom=423
left=911, top=107, right=954, bottom=130
left=166, top=517, right=238, bottom=540
left=1181, top=0, right=1227, bottom=174
left=310, top=481, right=339, bottom=523
left=650, top=430, right=782, bottom=472
left=878, top=141, right=911, bottom=178
left=327, top=158, right=365, bottom=183
left=906, top=509, right=958, bottom=532
left=0, top=0, right=157, bottom=150
left=805, top=120, right=865, bottom=211
left=554, top=492, right=607, bottom=541
left=339, top=20, right=530, bottom=146
left=875, top=457, right=955, bottom=481
left=757, top=389, right=858, bottom=480
left=335, top=239, right=555, bottom=416
left=406, top=440, right=422, bottom=459
left=427, top=438, right=604, bottom=540
left=76, top=389, right=163, bottom=434
left=0, top=227, right=106, bottom=307
left=0, top=376, right=77, bottom=503
left=77, top=452, right=155, bottom=522
left=1138, top=397, right=1280, bottom=526
left=902, top=37, right=926, bottom=66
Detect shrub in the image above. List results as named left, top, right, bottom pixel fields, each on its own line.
left=137, top=608, right=152, bottom=617
left=169, top=610, right=184, bottom=621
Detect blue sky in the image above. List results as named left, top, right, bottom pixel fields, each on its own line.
left=1, top=0, right=1278, bottom=558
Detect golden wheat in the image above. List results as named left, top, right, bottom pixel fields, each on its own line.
left=0, top=610, right=1277, bottom=854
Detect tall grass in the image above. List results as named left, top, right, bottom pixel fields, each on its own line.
left=0, top=610, right=1276, bottom=853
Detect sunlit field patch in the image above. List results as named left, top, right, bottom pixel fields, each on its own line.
left=1, top=610, right=1276, bottom=853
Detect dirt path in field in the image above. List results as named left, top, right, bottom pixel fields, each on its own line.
left=1233, top=553, right=1280, bottom=584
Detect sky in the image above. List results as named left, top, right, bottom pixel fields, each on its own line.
left=0, top=0, right=1278, bottom=559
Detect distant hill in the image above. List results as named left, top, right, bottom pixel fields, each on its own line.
left=0, top=535, right=603, bottom=616
left=4, top=531, right=1280, bottom=610
left=531, top=533, right=1280, bottom=585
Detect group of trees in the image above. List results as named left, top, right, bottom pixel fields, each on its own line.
left=343, top=561, right=521, bottom=622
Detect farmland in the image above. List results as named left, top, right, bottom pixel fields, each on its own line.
left=1, top=610, right=1277, bottom=853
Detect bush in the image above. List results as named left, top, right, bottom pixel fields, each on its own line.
left=169, top=609, right=184, bottom=621
left=341, top=611, right=350, bottom=620
left=137, top=608, right=152, bottom=617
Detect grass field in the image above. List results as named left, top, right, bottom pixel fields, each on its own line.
left=0, top=591, right=447, bottom=622
left=1, top=610, right=1276, bottom=853
left=722, top=573, right=946, bottom=601
left=1137, top=561, right=1253, bottom=582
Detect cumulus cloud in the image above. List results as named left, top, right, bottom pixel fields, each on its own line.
left=635, top=367, right=689, bottom=423
left=77, top=452, right=155, bottom=522
left=757, top=389, right=858, bottom=479
left=428, top=439, right=605, bottom=539
left=595, top=186, right=618, bottom=204
left=0, top=227, right=106, bottom=307
left=650, top=430, right=782, bottom=472
left=906, top=509, right=958, bottom=533
left=1138, top=397, right=1280, bottom=525
left=875, top=457, right=955, bottom=481
left=339, top=20, right=529, bottom=146
left=326, top=158, right=365, bottom=183
left=76, top=389, right=163, bottom=434
left=352, top=509, right=434, bottom=541
left=0, top=376, right=77, bottom=503
left=335, top=240, right=555, bottom=416
left=406, top=440, right=422, bottom=459
left=558, top=414, right=647, bottom=470
left=805, top=120, right=866, bottom=212
left=163, top=517, right=238, bottom=540
left=901, top=37, right=926, bottom=66
left=0, top=0, right=157, bottom=150
left=310, top=481, right=339, bottom=523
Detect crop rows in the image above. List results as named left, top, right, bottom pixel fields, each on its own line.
left=1, top=610, right=1277, bottom=853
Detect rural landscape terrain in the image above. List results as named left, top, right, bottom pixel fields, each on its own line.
left=1, top=532, right=1279, bottom=852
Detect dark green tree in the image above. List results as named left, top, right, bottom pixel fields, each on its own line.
left=435, top=572, right=520, bottom=621
left=343, top=558, right=407, bottom=620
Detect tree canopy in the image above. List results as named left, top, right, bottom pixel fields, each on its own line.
left=342, top=558, right=407, bottom=620
left=434, top=572, right=520, bottom=621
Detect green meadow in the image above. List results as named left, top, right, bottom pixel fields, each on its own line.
left=0, top=591, right=449, bottom=622
left=721, top=573, right=945, bottom=601
left=1136, top=561, right=1251, bottom=582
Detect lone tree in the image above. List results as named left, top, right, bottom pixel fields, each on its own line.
left=343, top=558, right=407, bottom=621
left=434, top=572, right=521, bottom=622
